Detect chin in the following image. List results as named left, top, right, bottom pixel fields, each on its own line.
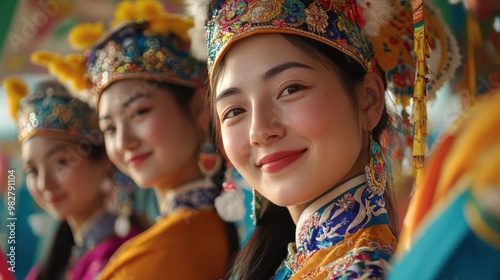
left=133, top=175, right=159, bottom=189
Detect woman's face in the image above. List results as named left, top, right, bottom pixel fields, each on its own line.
left=98, top=79, right=204, bottom=189
left=214, top=34, right=367, bottom=208
left=22, top=138, right=107, bottom=221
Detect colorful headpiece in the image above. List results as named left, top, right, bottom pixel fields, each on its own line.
left=188, top=0, right=459, bottom=101
left=3, top=78, right=101, bottom=144
left=67, top=0, right=208, bottom=108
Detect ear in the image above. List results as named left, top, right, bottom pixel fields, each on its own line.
left=359, top=72, right=385, bottom=131
left=190, top=86, right=210, bottom=131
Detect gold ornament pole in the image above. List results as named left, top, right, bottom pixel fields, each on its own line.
left=412, top=0, right=429, bottom=188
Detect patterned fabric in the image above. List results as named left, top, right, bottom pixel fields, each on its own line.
left=160, top=179, right=219, bottom=217
left=85, top=21, right=208, bottom=107
left=69, top=212, right=117, bottom=261
left=203, top=0, right=459, bottom=98
left=206, top=0, right=379, bottom=75
left=275, top=174, right=396, bottom=279
left=16, top=80, right=100, bottom=143
left=25, top=213, right=140, bottom=280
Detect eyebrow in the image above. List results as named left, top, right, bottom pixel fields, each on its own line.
left=216, top=61, right=313, bottom=103
left=45, top=144, right=67, bottom=159
left=99, top=92, right=150, bottom=121
left=262, top=62, right=313, bottom=81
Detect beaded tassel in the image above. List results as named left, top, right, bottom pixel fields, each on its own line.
left=412, top=0, right=429, bottom=187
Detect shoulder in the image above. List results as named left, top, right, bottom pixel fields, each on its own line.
left=287, top=225, right=396, bottom=280
left=98, top=209, right=230, bottom=280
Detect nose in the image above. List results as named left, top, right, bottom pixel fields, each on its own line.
left=36, top=169, right=56, bottom=192
left=249, top=105, right=285, bottom=147
left=115, top=123, right=139, bottom=152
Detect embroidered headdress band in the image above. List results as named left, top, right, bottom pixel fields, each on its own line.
left=188, top=0, right=459, bottom=102
left=3, top=78, right=101, bottom=144
left=34, top=0, right=208, bottom=109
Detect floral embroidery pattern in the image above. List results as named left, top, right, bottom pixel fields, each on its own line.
left=17, top=81, right=98, bottom=142
left=161, top=185, right=219, bottom=216
left=274, top=180, right=394, bottom=279
left=207, top=0, right=373, bottom=73
left=305, top=3, right=329, bottom=33
left=297, top=183, right=388, bottom=253
left=86, top=22, right=207, bottom=95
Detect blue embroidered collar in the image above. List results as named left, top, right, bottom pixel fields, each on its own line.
left=160, top=178, right=219, bottom=217
left=71, top=211, right=117, bottom=259
left=295, top=174, right=389, bottom=253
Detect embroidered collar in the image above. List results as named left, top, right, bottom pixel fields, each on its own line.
left=160, top=178, right=219, bottom=217
left=71, top=211, right=117, bottom=258
left=295, top=174, right=389, bottom=253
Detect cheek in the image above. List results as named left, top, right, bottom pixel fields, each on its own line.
left=26, top=179, right=44, bottom=206
left=221, top=125, right=250, bottom=166
left=105, top=138, right=122, bottom=165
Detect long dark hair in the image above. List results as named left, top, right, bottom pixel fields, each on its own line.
left=156, top=81, right=240, bottom=268
left=212, top=34, right=398, bottom=280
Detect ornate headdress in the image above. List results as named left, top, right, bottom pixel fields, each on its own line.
left=62, top=0, right=208, bottom=108
left=3, top=77, right=101, bottom=144
left=187, top=0, right=459, bottom=103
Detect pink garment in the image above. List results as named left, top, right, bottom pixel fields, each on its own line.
left=71, top=229, right=139, bottom=280
left=26, top=228, right=140, bottom=280
left=0, top=248, right=15, bottom=280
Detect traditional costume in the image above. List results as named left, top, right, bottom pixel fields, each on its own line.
left=3, top=78, right=140, bottom=280
left=186, top=0, right=459, bottom=278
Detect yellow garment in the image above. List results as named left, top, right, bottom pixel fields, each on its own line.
left=98, top=209, right=230, bottom=280
left=291, top=225, right=396, bottom=279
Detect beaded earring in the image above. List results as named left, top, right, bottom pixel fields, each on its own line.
left=198, top=140, right=222, bottom=185
left=365, top=134, right=387, bottom=195
left=102, top=168, right=135, bottom=237
left=214, top=162, right=246, bottom=222
left=251, top=188, right=264, bottom=226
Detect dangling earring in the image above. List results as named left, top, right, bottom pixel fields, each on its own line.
left=110, top=168, right=134, bottom=237
left=251, top=188, right=264, bottom=226
left=365, top=134, right=387, bottom=195
left=198, top=138, right=222, bottom=185
left=214, top=162, right=246, bottom=222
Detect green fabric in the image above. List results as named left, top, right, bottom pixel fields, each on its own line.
left=0, top=1, right=20, bottom=58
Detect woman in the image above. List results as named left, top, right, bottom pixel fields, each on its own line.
left=70, top=1, right=238, bottom=279
left=187, top=0, right=459, bottom=279
left=4, top=78, right=141, bottom=280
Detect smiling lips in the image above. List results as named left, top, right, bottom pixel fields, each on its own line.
left=45, top=194, right=67, bottom=204
left=258, top=149, right=307, bottom=173
left=127, top=152, right=152, bottom=167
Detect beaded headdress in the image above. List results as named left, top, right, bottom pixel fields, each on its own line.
left=187, top=0, right=459, bottom=102
left=33, top=0, right=208, bottom=108
left=3, top=77, right=101, bottom=144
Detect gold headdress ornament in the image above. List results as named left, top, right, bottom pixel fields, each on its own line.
left=64, top=0, right=207, bottom=108
left=4, top=77, right=29, bottom=121
left=411, top=0, right=428, bottom=187
left=31, top=51, right=90, bottom=93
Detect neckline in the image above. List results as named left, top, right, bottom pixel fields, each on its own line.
left=159, top=178, right=218, bottom=217
left=297, top=174, right=366, bottom=226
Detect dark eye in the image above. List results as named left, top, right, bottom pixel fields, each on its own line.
left=101, top=124, right=116, bottom=134
left=132, top=108, right=150, bottom=118
left=223, top=108, right=246, bottom=120
left=280, top=85, right=303, bottom=97
left=25, top=167, right=37, bottom=176
left=52, top=159, right=68, bottom=169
